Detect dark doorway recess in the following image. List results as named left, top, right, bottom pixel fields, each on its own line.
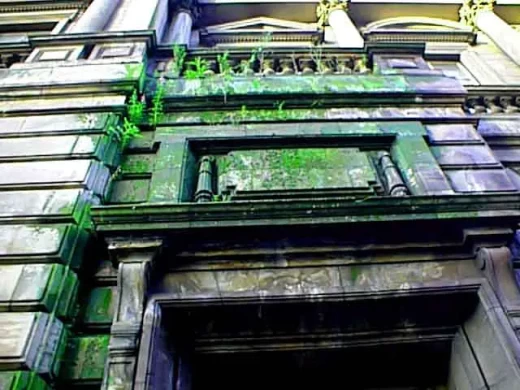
left=191, top=340, right=451, bottom=390
left=158, top=290, right=479, bottom=390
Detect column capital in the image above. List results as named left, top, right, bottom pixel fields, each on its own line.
left=177, top=0, right=201, bottom=21
left=316, top=0, right=349, bottom=29
left=459, top=0, right=495, bottom=29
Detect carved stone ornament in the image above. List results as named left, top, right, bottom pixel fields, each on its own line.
left=459, top=0, right=495, bottom=29
left=316, top=0, right=349, bottom=28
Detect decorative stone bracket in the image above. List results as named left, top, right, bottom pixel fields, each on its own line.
left=476, top=246, right=520, bottom=313
left=102, top=238, right=163, bottom=390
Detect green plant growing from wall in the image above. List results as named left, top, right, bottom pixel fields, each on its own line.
left=309, top=45, right=326, bottom=74
left=185, top=57, right=210, bottom=79
left=216, top=51, right=235, bottom=102
left=127, top=89, right=145, bottom=124
left=107, top=117, right=142, bottom=149
left=171, top=44, right=187, bottom=77
left=106, top=89, right=144, bottom=149
left=149, top=82, right=165, bottom=128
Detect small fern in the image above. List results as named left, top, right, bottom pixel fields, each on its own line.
left=185, top=57, right=209, bottom=79
left=171, top=44, right=186, bottom=77
left=127, top=89, right=145, bottom=124
left=150, top=82, right=165, bottom=128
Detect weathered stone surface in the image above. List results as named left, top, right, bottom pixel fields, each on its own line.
left=446, top=170, right=517, bottom=192
left=426, top=124, right=481, bottom=144
left=0, top=160, right=110, bottom=198
left=167, top=107, right=467, bottom=126
left=81, top=287, right=116, bottom=327
left=0, top=264, right=77, bottom=316
left=448, top=330, right=487, bottom=389
left=0, top=96, right=125, bottom=114
left=463, top=292, right=520, bottom=389
left=0, top=224, right=88, bottom=267
left=392, top=136, right=453, bottom=195
left=0, top=312, right=39, bottom=363
left=478, top=120, right=520, bottom=137
left=0, top=189, right=91, bottom=222
left=60, top=335, right=109, bottom=383
left=0, top=312, right=66, bottom=377
left=165, top=74, right=464, bottom=98
left=110, top=179, right=150, bottom=203
left=0, top=135, right=117, bottom=164
left=492, top=148, right=520, bottom=163
left=0, top=370, right=50, bottom=389
left=217, top=148, right=377, bottom=195
left=431, top=145, right=498, bottom=166
left=120, top=154, right=155, bottom=175
left=158, top=261, right=481, bottom=300
left=0, top=63, right=143, bottom=88
left=0, top=113, right=111, bottom=138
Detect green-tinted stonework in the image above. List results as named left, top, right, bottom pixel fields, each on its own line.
left=2, top=1, right=520, bottom=389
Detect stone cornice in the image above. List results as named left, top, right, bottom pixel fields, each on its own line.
left=92, top=194, right=520, bottom=234
left=0, top=0, right=83, bottom=13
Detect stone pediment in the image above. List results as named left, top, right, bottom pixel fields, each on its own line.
left=362, top=17, right=475, bottom=44
left=200, top=17, right=320, bottom=45
left=204, top=17, right=318, bottom=34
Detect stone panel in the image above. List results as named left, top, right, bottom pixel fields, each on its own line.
left=0, top=264, right=77, bottom=316
left=0, top=63, right=144, bottom=89
left=217, top=148, right=377, bottom=195
left=0, top=113, right=112, bottom=138
left=81, top=287, right=116, bottom=328
left=463, top=293, right=520, bottom=389
left=392, top=136, right=453, bottom=195
left=0, top=370, right=50, bottom=389
left=0, top=312, right=67, bottom=375
left=0, top=224, right=88, bottom=267
left=446, top=170, right=517, bottom=193
left=478, top=120, right=520, bottom=137
left=431, top=145, right=499, bottom=166
left=0, top=135, right=119, bottom=166
left=426, top=124, right=482, bottom=144
left=0, top=189, right=91, bottom=223
left=60, top=335, right=109, bottom=384
left=0, top=160, right=110, bottom=198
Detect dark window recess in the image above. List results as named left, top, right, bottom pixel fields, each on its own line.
left=193, top=148, right=408, bottom=202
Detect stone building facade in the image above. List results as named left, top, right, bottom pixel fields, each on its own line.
left=2, top=0, right=520, bottom=389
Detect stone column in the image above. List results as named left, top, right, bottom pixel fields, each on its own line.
left=70, top=0, right=123, bottom=33
left=317, top=0, right=364, bottom=48
left=102, top=239, right=163, bottom=390
left=476, top=10, right=520, bottom=67
left=110, top=0, right=162, bottom=32
left=163, top=10, right=193, bottom=45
